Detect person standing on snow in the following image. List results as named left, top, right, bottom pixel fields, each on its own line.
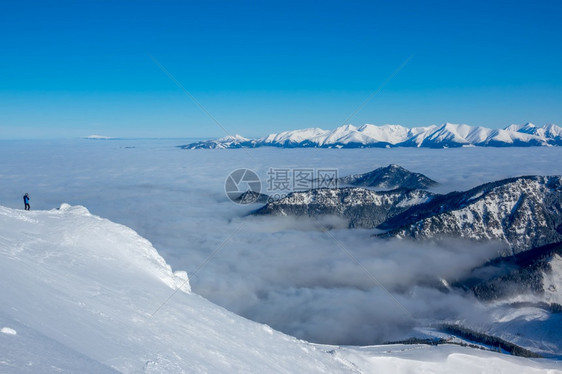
left=23, top=193, right=30, bottom=210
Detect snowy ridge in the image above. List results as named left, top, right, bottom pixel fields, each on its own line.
left=180, top=123, right=562, bottom=149
left=381, top=176, right=562, bottom=253
left=253, top=188, right=436, bottom=229
left=185, top=134, right=250, bottom=149
left=256, top=174, right=562, bottom=254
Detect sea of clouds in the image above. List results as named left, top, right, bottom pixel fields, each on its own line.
left=1, top=139, right=561, bottom=345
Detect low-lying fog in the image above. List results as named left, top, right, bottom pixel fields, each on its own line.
left=1, top=139, right=561, bottom=345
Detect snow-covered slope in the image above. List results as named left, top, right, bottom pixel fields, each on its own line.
left=180, top=123, right=561, bottom=149
left=261, top=127, right=332, bottom=146
left=335, top=344, right=562, bottom=374
left=381, top=176, right=562, bottom=254
left=255, top=174, right=562, bottom=254
left=452, top=241, right=562, bottom=355
left=508, top=123, right=562, bottom=145
left=0, top=204, right=354, bottom=373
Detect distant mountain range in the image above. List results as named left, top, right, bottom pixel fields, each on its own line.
left=181, top=123, right=562, bottom=149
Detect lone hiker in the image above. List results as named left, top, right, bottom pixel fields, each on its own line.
left=23, top=193, right=30, bottom=210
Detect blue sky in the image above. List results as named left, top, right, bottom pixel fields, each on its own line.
left=1, top=0, right=561, bottom=139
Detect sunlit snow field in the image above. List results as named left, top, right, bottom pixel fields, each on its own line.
left=1, top=139, right=562, bottom=349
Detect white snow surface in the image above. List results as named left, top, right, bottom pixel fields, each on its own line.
left=336, top=344, right=562, bottom=374
left=0, top=204, right=353, bottom=373
left=217, top=134, right=249, bottom=142
left=261, top=127, right=331, bottom=145
left=1, top=203, right=560, bottom=373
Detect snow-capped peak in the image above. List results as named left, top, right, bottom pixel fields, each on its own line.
left=217, top=134, right=249, bottom=142
left=504, top=124, right=526, bottom=132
